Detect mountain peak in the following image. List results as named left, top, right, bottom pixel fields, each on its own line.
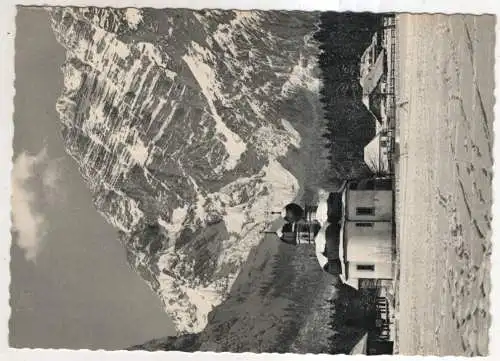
left=49, top=7, right=321, bottom=332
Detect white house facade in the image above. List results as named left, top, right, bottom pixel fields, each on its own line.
left=320, top=179, right=395, bottom=289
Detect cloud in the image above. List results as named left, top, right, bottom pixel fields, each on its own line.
left=11, top=147, right=62, bottom=262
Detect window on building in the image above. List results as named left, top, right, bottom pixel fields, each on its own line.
left=355, top=222, right=374, bottom=227
left=356, top=207, right=375, bottom=216
left=356, top=264, right=375, bottom=271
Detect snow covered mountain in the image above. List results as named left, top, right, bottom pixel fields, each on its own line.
left=49, top=7, right=322, bottom=333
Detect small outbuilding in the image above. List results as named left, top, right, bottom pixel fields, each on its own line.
left=359, top=31, right=387, bottom=127
left=365, top=133, right=391, bottom=176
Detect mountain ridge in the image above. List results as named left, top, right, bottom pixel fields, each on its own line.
left=48, top=7, right=324, bottom=333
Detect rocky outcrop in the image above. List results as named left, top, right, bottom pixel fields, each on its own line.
left=129, top=240, right=340, bottom=353
left=49, top=7, right=322, bottom=332
left=129, top=238, right=375, bottom=354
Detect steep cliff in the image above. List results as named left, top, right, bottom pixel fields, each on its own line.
left=129, top=240, right=374, bottom=354
left=129, top=241, right=340, bottom=353
left=48, top=7, right=324, bottom=332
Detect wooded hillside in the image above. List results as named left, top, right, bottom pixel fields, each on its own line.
left=314, top=12, right=385, bottom=183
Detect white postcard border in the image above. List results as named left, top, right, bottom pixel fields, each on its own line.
left=1, top=1, right=499, bottom=360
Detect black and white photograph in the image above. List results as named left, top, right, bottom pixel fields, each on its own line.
left=6, top=4, right=495, bottom=356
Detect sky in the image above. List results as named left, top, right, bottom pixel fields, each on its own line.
left=10, top=7, right=176, bottom=349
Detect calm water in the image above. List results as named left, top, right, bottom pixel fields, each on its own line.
left=10, top=7, right=175, bottom=349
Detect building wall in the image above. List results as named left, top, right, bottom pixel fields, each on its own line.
left=344, top=221, right=393, bottom=264
left=347, top=261, right=392, bottom=280
left=346, top=189, right=392, bottom=221
left=364, top=133, right=390, bottom=174
left=364, top=136, right=382, bottom=172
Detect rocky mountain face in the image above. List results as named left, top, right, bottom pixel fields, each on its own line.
left=130, top=240, right=375, bottom=353
left=48, top=7, right=327, bottom=333
left=131, top=241, right=338, bottom=353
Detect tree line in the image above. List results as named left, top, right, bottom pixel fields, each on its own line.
left=314, top=12, right=387, bottom=183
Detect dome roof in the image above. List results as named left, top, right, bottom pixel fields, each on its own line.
left=283, top=203, right=304, bottom=222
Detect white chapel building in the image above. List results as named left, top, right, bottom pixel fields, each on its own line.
left=314, top=177, right=394, bottom=289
